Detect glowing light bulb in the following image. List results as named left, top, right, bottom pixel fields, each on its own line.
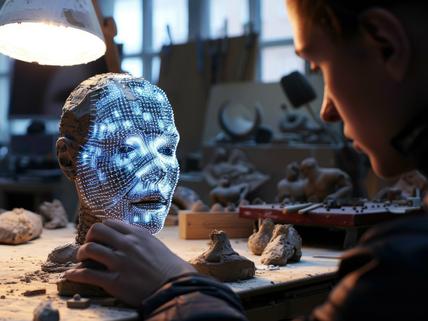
left=0, top=0, right=106, bottom=66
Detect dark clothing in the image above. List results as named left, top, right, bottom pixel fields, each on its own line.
left=141, top=215, right=428, bottom=321
left=139, top=274, right=248, bottom=321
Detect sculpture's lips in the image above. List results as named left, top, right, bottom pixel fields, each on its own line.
left=131, top=193, right=167, bottom=209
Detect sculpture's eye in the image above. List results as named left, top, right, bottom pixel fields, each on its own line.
left=158, top=146, right=174, bottom=157
left=118, top=145, right=136, bottom=154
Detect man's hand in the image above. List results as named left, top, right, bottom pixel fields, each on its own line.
left=64, top=219, right=197, bottom=307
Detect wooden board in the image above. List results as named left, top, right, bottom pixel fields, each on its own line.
left=239, top=203, right=423, bottom=228
left=178, top=211, right=254, bottom=239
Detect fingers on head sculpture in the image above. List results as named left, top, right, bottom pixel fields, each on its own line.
left=56, top=73, right=179, bottom=243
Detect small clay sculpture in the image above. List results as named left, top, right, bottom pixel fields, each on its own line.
left=260, top=224, right=302, bottom=266
left=300, top=158, right=352, bottom=202
left=38, top=199, right=68, bottom=229
left=33, top=301, right=59, bottom=321
left=0, top=208, right=43, bottom=245
left=189, top=230, right=255, bottom=282
left=203, top=148, right=269, bottom=203
left=48, top=74, right=180, bottom=296
left=209, top=178, right=249, bottom=206
left=277, top=162, right=306, bottom=202
left=248, top=218, right=275, bottom=255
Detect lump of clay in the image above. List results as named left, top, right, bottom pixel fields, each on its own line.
left=248, top=218, right=275, bottom=255
left=41, top=244, right=79, bottom=273
left=39, top=199, right=68, bottom=229
left=0, top=208, right=43, bottom=245
left=260, top=224, right=302, bottom=266
left=33, top=301, right=59, bottom=321
left=190, top=230, right=255, bottom=282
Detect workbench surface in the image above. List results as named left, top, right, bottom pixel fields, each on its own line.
left=0, top=224, right=343, bottom=321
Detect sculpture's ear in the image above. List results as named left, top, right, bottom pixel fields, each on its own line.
left=56, top=137, right=78, bottom=180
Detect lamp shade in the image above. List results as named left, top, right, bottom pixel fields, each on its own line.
left=0, top=0, right=106, bottom=66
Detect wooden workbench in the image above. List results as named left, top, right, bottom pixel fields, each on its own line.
left=0, top=225, right=342, bottom=321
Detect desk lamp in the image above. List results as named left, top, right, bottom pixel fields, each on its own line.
left=0, top=0, right=106, bottom=66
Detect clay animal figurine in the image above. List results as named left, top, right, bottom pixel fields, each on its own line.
left=300, top=157, right=352, bottom=202
left=209, top=177, right=249, bottom=206
left=260, top=224, right=302, bottom=266
left=190, top=230, right=255, bottom=282
left=248, top=218, right=275, bottom=255
left=38, top=199, right=68, bottom=229
left=277, top=162, right=306, bottom=202
left=44, top=73, right=179, bottom=280
left=203, top=148, right=269, bottom=199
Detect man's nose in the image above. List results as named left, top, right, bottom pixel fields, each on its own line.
left=320, top=94, right=341, bottom=123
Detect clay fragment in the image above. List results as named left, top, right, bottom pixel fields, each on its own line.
left=23, top=288, right=46, bottom=297
left=33, top=301, right=59, bottom=321
left=39, top=200, right=68, bottom=229
left=248, top=218, right=275, bottom=255
left=260, top=224, right=302, bottom=266
left=189, top=230, right=255, bottom=282
left=41, top=244, right=79, bottom=273
left=0, top=208, right=43, bottom=245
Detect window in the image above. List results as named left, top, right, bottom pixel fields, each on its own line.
left=112, top=0, right=303, bottom=83
left=260, top=0, right=304, bottom=82
left=0, top=54, right=10, bottom=141
left=209, top=0, right=249, bottom=38
left=153, top=0, right=188, bottom=51
left=261, top=46, right=304, bottom=82
left=114, top=0, right=143, bottom=55
left=261, top=0, right=293, bottom=41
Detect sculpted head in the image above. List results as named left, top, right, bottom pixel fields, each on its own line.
left=56, top=73, right=180, bottom=234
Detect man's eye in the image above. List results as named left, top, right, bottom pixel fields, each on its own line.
left=158, top=146, right=174, bottom=156
left=118, top=145, right=135, bottom=154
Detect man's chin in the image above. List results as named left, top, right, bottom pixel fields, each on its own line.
left=370, top=155, right=414, bottom=179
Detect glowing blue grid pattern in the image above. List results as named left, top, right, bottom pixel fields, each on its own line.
left=63, top=73, right=179, bottom=234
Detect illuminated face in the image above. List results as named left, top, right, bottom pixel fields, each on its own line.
left=74, top=77, right=179, bottom=234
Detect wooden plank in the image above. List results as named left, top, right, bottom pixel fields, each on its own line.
left=178, top=211, right=254, bottom=239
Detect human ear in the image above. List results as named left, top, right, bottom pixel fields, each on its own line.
left=56, top=137, right=78, bottom=180
left=360, top=8, right=410, bottom=81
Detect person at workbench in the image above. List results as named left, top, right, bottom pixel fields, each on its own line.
left=65, top=1, right=428, bottom=320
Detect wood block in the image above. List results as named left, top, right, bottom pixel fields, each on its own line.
left=67, top=295, right=91, bottom=309
left=179, top=211, right=254, bottom=240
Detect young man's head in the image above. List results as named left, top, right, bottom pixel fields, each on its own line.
left=286, top=1, right=428, bottom=178
left=57, top=73, right=180, bottom=234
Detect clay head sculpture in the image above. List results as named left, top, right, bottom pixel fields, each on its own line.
left=57, top=73, right=179, bottom=243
